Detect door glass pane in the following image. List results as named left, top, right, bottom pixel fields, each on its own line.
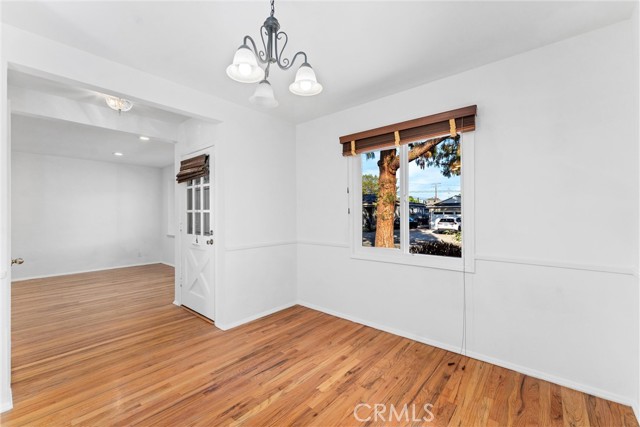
left=187, top=188, right=193, bottom=210
left=204, top=173, right=210, bottom=184
left=203, top=187, right=210, bottom=210
left=187, top=213, right=193, bottom=234
left=203, top=213, right=210, bottom=236
left=187, top=180, right=193, bottom=187
left=195, top=187, right=201, bottom=210
left=195, top=212, right=201, bottom=235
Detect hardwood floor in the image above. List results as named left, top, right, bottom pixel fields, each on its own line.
left=1, top=264, right=637, bottom=426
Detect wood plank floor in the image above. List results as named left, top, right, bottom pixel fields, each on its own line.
left=1, top=263, right=637, bottom=426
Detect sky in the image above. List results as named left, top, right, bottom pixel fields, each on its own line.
left=362, top=150, right=460, bottom=203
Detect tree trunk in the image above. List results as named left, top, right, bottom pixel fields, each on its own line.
left=375, top=149, right=398, bottom=248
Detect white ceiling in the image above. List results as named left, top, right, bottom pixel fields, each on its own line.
left=9, top=70, right=193, bottom=125
left=11, top=114, right=175, bottom=168
left=1, top=1, right=636, bottom=124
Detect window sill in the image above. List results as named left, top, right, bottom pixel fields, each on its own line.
left=351, top=249, right=475, bottom=273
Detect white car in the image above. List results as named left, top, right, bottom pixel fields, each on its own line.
left=435, top=217, right=458, bottom=232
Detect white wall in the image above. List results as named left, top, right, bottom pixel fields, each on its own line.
left=161, top=164, right=175, bottom=267
left=216, top=116, right=297, bottom=329
left=0, top=1, right=12, bottom=411
left=634, top=3, right=640, bottom=420
left=296, top=19, right=639, bottom=406
left=11, top=151, right=163, bottom=280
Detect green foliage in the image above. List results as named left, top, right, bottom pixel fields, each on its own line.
left=410, top=135, right=461, bottom=178
left=409, top=241, right=461, bottom=257
left=408, top=196, right=420, bottom=203
left=362, top=174, right=379, bottom=195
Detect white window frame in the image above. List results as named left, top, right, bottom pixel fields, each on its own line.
left=348, top=132, right=475, bottom=273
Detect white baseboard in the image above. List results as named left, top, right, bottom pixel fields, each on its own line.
left=298, top=300, right=463, bottom=354
left=215, top=301, right=298, bottom=331
left=0, top=388, right=12, bottom=414
left=298, top=300, right=635, bottom=409
left=161, top=262, right=175, bottom=268
left=463, top=349, right=634, bottom=408
left=11, top=261, right=165, bottom=282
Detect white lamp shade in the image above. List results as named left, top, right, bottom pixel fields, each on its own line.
left=249, top=80, right=279, bottom=108
left=289, top=63, right=323, bottom=96
left=226, top=45, right=265, bottom=83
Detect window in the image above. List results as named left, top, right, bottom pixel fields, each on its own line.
left=356, top=139, right=463, bottom=255
left=342, top=106, right=476, bottom=271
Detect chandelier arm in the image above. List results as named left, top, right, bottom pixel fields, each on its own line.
left=242, top=35, right=268, bottom=64
left=274, top=31, right=289, bottom=68
left=277, top=50, right=308, bottom=70
left=260, top=25, right=272, bottom=63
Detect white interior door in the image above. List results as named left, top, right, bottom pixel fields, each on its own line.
left=180, top=150, right=215, bottom=320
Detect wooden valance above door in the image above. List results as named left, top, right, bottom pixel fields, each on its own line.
left=176, top=154, right=209, bottom=183
left=339, top=105, right=477, bottom=156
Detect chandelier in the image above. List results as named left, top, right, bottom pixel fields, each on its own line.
left=105, top=95, right=133, bottom=114
left=226, top=0, right=322, bottom=108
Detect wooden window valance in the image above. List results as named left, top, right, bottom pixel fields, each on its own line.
left=339, top=105, right=477, bottom=156
left=176, top=154, right=209, bottom=183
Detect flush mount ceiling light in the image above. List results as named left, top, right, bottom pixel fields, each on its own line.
left=105, top=95, right=133, bottom=114
left=139, top=136, right=150, bottom=141
left=226, top=0, right=322, bottom=108
left=113, top=152, right=124, bottom=156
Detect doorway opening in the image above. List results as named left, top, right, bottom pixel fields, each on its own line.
left=4, top=69, right=217, bottom=410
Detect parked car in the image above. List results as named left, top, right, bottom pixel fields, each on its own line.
left=364, top=209, right=418, bottom=231
left=409, top=203, right=429, bottom=227
left=394, top=215, right=418, bottom=229
left=435, top=217, right=458, bottom=232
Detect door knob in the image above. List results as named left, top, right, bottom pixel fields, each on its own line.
left=11, top=258, right=24, bottom=266
left=206, top=239, right=214, bottom=245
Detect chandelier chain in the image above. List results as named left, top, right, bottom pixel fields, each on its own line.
left=270, top=0, right=275, bottom=17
